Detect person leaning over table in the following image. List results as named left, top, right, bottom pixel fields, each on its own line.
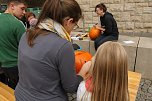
left=15, top=0, right=90, bottom=101
left=94, top=3, right=119, bottom=50
left=0, top=0, right=26, bottom=89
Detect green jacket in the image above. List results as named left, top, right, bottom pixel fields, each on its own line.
left=0, top=13, right=25, bottom=68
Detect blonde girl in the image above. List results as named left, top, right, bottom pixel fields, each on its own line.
left=77, top=41, right=129, bottom=101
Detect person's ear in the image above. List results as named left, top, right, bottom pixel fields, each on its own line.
left=63, top=18, right=73, bottom=27
left=10, top=3, right=15, bottom=10
left=67, top=18, right=74, bottom=26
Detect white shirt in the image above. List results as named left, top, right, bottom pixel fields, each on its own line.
left=77, top=81, right=91, bottom=101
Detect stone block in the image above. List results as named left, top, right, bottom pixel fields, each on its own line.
left=123, top=30, right=134, bottom=33
left=143, top=7, right=152, bottom=14
left=131, top=16, right=142, bottom=22
left=124, top=3, right=136, bottom=11
left=135, top=37, right=152, bottom=79
left=93, top=12, right=98, bottom=17
left=89, top=40, right=96, bottom=55
left=126, top=22, right=135, bottom=30
left=92, top=17, right=99, bottom=24
left=81, top=5, right=90, bottom=12
left=117, top=22, right=126, bottom=29
left=83, top=12, right=93, bottom=22
left=147, top=29, right=152, bottom=33
left=135, top=23, right=144, bottom=29
left=135, top=8, right=143, bottom=16
left=134, top=29, right=148, bottom=33
left=121, top=12, right=131, bottom=21
left=149, top=2, right=152, bottom=7
left=90, top=8, right=95, bottom=12
left=143, top=23, right=152, bottom=28
left=118, top=35, right=139, bottom=71
left=140, top=33, right=152, bottom=38
left=136, top=3, right=143, bottom=7
left=142, top=14, right=152, bottom=23
left=109, top=4, right=124, bottom=12
left=89, top=0, right=101, bottom=8
left=81, top=0, right=89, bottom=4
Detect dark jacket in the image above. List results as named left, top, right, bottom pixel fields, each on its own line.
left=100, top=12, right=119, bottom=36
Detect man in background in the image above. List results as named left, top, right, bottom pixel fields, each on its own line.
left=0, top=0, right=27, bottom=89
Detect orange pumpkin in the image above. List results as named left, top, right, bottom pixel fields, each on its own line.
left=75, top=50, right=92, bottom=73
left=89, top=27, right=101, bottom=40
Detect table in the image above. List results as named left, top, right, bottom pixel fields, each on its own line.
left=128, top=71, right=141, bottom=101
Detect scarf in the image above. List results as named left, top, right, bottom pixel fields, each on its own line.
left=38, top=18, right=71, bottom=42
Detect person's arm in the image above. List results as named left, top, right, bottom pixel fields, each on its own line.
left=57, top=42, right=83, bottom=93
left=14, top=21, right=26, bottom=43
left=94, top=24, right=105, bottom=32
left=94, top=22, right=105, bottom=33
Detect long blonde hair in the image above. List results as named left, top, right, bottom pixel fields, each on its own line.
left=88, top=41, right=129, bottom=101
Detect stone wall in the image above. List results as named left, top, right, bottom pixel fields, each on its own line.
left=76, top=0, right=152, bottom=36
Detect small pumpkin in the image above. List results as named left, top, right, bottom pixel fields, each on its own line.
left=75, top=50, right=92, bottom=73
left=89, top=27, right=101, bottom=40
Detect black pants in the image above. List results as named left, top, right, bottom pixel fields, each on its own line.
left=0, top=68, right=6, bottom=83
left=94, top=34, right=118, bottom=50
left=1, top=66, right=19, bottom=89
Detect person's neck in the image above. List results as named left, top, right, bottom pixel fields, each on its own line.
left=4, top=9, right=13, bottom=15
left=101, top=12, right=105, bottom=17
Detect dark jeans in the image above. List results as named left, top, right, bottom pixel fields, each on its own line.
left=94, top=34, right=118, bottom=50
left=1, top=66, right=19, bottom=89
left=0, top=68, right=6, bottom=83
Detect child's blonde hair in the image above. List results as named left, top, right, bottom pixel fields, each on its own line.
left=88, top=41, right=129, bottom=101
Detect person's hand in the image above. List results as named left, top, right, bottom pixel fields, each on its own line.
left=77, top=61, right=91, bottom=79
left=94, top=25, right=105, bottom=33
left=29, top=18, right=38, bottom=27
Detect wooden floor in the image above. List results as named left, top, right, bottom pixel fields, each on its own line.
left=128, top=71, right=141, bottom=101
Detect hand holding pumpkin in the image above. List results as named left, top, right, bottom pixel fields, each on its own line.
left=94, top=25, right=105, bottom=31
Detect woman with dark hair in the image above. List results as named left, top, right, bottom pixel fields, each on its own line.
left=15, top=0, right=90, bottom=101
left=94, top=3, right=119, bottom=50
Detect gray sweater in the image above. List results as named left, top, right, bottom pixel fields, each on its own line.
left=15, top=32, right=83, bottom=101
